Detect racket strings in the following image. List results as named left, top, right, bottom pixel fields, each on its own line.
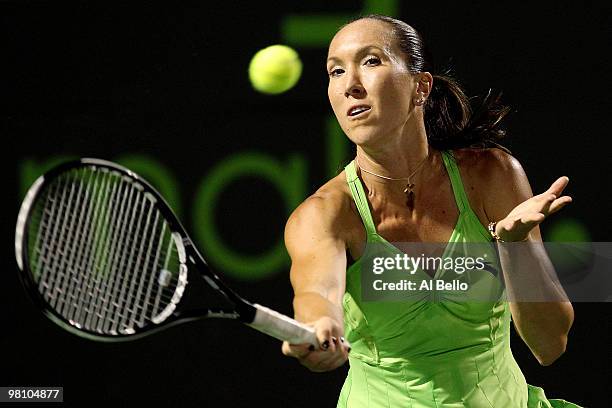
left=36, top=170, right=180, bottom=331
left=80, top=173, right=182, bottom=330
left=28, top=167, right=186, bottom=335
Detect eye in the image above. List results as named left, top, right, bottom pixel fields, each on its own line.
left=328, top=68, right=345, bottom=77
left=364, top=56, right=381, bottom=66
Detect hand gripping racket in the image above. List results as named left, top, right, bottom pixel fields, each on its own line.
left=15, top=158, right=317, bottom=345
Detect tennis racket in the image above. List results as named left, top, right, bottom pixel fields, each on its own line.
left=15, top=158, right=318, bottom=345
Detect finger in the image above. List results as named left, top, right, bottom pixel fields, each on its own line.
left=283, top=344, right=310, bottom=359
left=320, top=356, right=346, bottom=372
left=518, top=213, right=546, bottom=226
left=326, top=336, right=338, bottom=353
left=535, top=192, right=556, bottom=206
left=305, top=340, right=346, bottom=362
left=282, top=341, right=312, bottom=359
left=329, top=336, right=338, bottom=353
left=300, top=350, right=334, bottom=372
left=306, top=349, right=347, bottom=372
left=499, top=216, right=525, bottom=232
left=340, top=336, right=352, bottom=354
left=528, top=193, right=556, bottom=216
left=549, top=196, right=573, bottom=214
left=330, top=340, right=350, bottom=363
left=319, top=337, right=331, bottom=352
left=328, top=348, right=351, bottom=370
left=546, top=176, right=570, bottom=196
left=335, top=351, right=350, bottom=366
left=313, top=321, right=334, bottom=352
left=499, top=214, right=539, bottom=234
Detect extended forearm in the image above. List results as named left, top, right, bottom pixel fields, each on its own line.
left=497, top=242, right=574, bottom=364
left=293, top=291, right=344, bottom=325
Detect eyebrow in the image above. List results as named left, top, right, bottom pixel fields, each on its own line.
left=326, top=45, right=387, bottom=65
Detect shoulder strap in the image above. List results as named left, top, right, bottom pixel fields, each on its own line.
left=440, top=150, right=469, bottom=213
left=344, top=160, right=377, bottom=236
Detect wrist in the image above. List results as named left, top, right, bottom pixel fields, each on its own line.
left=488, top=221, right=529, bottom=242
left=487, top=221, right=505, bottom=242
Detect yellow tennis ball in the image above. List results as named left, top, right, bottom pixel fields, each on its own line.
left=248, top=45, right=302, bottom=95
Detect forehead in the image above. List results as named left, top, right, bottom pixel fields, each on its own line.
left=328, top=19, right=396, bottom=58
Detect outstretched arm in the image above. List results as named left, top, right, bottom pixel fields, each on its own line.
left=481, top=149, right=574, bottom=366
left=281, top=191, right=351, bottom=372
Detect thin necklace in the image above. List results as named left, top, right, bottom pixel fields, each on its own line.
left=356, top=152, right=429, bottom=209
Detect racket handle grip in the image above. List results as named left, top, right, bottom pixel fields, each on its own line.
left=247, top=303, right=318, bottom=346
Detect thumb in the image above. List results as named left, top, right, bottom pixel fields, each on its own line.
left=282, top=341, right=313, bottom=359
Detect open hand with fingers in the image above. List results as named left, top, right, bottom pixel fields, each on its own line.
left=494, top=176, right=573, bottom=242
left=281, top=317, right=351, bottom=372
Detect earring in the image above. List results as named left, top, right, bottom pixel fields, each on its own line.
left=414, top=96, right=425, bottom=106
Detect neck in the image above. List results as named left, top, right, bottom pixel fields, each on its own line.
left=355, top=125, right=431, bottom=181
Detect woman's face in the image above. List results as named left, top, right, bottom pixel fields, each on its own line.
left=327, top=19, right=417, bottom=146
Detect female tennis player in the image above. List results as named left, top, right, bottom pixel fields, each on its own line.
left=281, top=14, right=581, bottom=407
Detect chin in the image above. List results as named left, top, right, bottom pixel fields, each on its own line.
left=345, top=126, right=386, bottom=147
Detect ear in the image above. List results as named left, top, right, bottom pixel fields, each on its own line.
left=416, top=72, right=433, bottom=97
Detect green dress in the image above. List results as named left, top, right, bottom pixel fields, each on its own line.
left=338, top=151, right=581, bottom=407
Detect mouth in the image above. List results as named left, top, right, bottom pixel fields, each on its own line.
left=347, top=105, right=372, bottom=119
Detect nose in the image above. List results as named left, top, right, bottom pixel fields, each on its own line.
left=344, top=70, right=366, bottom=98
left=345, top=83, right=365, bottom=98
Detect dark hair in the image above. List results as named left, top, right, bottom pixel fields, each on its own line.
left=344, top=14, right=511, bottom=153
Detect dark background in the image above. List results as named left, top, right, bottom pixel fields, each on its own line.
left=2, top=1, right=610, bottom=406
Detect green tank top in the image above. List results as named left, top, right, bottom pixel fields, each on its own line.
left=338, top=150, right=581, bottom=408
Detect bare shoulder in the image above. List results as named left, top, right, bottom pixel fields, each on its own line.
left=451, top=147, right=534, bottom=221
left=451, top=147, right=527, bottom=188
left=284, top=171, right=357, bottom=246
left=452, top=147, right=520, bottom=171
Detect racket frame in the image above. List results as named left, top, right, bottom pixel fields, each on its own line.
left=14, top=158, right=300, bottom=343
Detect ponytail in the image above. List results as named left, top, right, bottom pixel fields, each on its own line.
left=424, top=73, right=511, bottom=153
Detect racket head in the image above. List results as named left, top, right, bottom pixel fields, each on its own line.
left=15, top=158, right=193, bottom=342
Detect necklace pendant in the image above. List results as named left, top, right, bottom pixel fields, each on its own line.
left=405, top=183, right=415, bottom=209
left=405, top=190, right=415, bottom=209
